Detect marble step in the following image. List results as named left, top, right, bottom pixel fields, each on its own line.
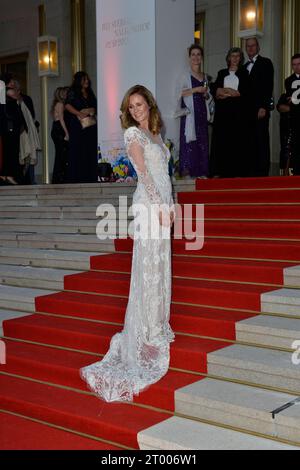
left=138, top=416, right=299, bottom=450
left=0, top=206, right=131, bottom=220
left=0, top=233, right=115, bottom=252
left=175, top=378, right=300, bottom=443
left=236, top=315, right=300, bottom=349
left=0, top=248, right=98, bottom=270
left=0, top=285, right=56, bottom=312
left=208, top=345, right=300, bottom=393
left=0, top=180, right=194, bottom=195
left=0, top=265, right=81, bottom=290
left=261, top=289, right=300, bottom=317
left=0, top=197, right=132, bottom=208
left=0, top=219, right=131, bottom=235
left=0, top=308, right=32, bottom=337
left=285, top=266, right=300, bottom=288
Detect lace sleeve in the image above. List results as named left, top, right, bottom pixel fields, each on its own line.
left=124, top=128, right=163, bottom=205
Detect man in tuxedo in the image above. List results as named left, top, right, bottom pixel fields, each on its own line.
left=244, top=37, right=274, bottom=177
left=285, top=54, right=300, bottom=175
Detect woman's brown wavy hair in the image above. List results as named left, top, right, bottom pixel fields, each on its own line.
left=120, top=85, right=163, bottom=135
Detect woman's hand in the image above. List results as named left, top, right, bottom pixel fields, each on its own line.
left=80, top=108, right=91, bottom=117
left=159, top=209, right=174, bottom=228
left=77, top=111, right=87, bottom=120
left=195, top=86, right=208, bottom=94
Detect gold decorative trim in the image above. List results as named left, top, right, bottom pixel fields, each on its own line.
left=230, top=0, right=242, bottom=48
left=38, top=4, right=50, bottom=184
left=71, top=0, right=86, bottom=74
left=282, top=0, right=300, bottom=88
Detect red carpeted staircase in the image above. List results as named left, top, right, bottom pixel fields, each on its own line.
left=1, top=176, right=300, bottom=449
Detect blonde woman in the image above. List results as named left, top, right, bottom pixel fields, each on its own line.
left=51, top=87, right=69, bottom=184
left=81, top=85, right=175, bottom=403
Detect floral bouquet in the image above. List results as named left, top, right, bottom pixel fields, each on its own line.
left=112, top=155, right=137, bottom=182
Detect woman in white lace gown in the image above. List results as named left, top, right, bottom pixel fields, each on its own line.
left=80, top=85, right=175, bottom=403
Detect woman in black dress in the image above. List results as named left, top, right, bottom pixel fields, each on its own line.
left=51, top=87, right=70, bottom=184
left=210, top=48, right=249, bottom=178
left=65, top=72, right=98, bottom=183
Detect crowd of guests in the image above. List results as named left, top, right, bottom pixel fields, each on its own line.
left=177, top=38, right=300, bottom=179
left=1, top=39, right=299, bottom=186
left=0, top=71, right=98, bottom=186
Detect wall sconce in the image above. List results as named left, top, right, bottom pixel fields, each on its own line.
left=238, top=0, right=264, bottom=38
left=38, top=36, right=59, bottom=77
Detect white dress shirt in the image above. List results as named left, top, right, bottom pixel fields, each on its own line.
left=224, top=71, right=239, bottom=91
left=247, top=54, right=259, bottom=74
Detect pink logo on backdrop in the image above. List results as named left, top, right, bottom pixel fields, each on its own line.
left=0, top=340, right=6, bottom=365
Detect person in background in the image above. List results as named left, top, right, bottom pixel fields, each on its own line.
left=285, top=54, right=300, bottom=176
left=244, top=38, right=274, bottom=177
left=0, top=74, right=23, bottom=184
left=176, top=44, right=210, bottom=179
left=210, top=47, right=249, bottom=178
left=51, top=87, right=70, bottom=184
left=13, top=80, right=40, bottom=185
left=277, top=93, right=293, bottom=176
left=65, top=71, right=98, bottom=183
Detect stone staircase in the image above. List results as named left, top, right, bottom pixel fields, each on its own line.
left=1, top=179, right=300, bottom=450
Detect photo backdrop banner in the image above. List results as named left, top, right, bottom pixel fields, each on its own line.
left=96, top=0, right=156, bottom=180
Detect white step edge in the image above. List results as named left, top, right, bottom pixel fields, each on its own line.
left=0, top=285, right=57, bottom=312
left=236, top=315, right=300, bottom=349
left=138, top=416, right=299, bottom=450
left=208, top=344, right=300, bottom=392
left=285, top=266, right=300, bottom=288
left=262, top=289, right=300, bottom=316
left=175, top=378, right=300, bottom=442
left=0, top=266, right=82, bottom=290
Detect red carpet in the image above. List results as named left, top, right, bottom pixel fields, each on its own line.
left=0, top=411, right=121, bottom=450
left=1, top=176, right=299, bottom=449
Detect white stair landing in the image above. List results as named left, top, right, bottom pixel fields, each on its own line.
left=236, top=315, right=300, bottom=349
left=208, top=345, right=300, bottom=393
left=138, top=416, right=299, bottom=450
left=261, top=289, right=300, bottom=317
left=0, top=285, right=57, bottom=312
left=175, top=378, right=300, bottom=443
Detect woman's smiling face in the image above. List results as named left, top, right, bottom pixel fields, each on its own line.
left=128, top=93, right=150, bottom=126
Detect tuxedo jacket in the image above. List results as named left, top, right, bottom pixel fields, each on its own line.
left=244, top=55, right=274, bottom=112
left=285, top=73, right=300, bottom=121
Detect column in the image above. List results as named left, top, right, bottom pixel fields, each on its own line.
left=230, top=0, right=242, bottom=47
left=282, top=0, right=300, bottom=84
left=39, top=4, right=50, bottom=184
left=71, top=0, right=86, bottom=74
left=96, top=0, right=195, bottom=163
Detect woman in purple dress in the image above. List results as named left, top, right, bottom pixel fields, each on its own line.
left=177, top=45, right=209, bottom=178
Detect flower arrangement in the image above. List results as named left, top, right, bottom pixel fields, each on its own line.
left=112, top=155, right=137, bottom=182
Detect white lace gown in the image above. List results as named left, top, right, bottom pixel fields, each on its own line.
left=80, top=126, right=175, bottom=403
